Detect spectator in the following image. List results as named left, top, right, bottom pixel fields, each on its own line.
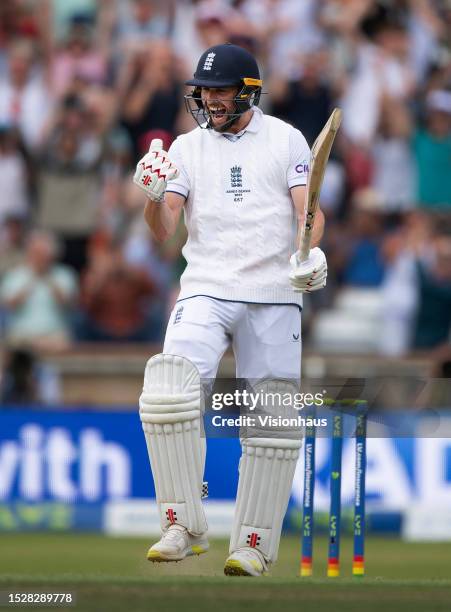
left=202, top=0, right=261, bottom=51
left=371, top=98, right=416, bottom=211
left=51, top=0, right=97, bottom=42
left=36, top=93, right=105, bottom=272
left=192, top=1, right=230, bottom=53
left=0, top=1, right=43, bottom=70
left=0, top=347, right=61, bottom=405
left=330, top=188, right=386, bottom=287
left=50, top=20, right=109, bottom=99
left=0, top=214, right=28, bottom=336
left=0, top=126, right=30, bottom=224
left=340, top=10, right=414, bottom=147
left=380, top=212, right=451, bottom=353
left=269, top=48, right=346, bottom=217
left=413, top=90, right=451, bottom=209
left=0, top=214, right=27, bottom=278
left=270, top=49, right=334, bottom=147
left=0, top=347, right=39, bottom=404
left=115, top=0, right=170, bottom=52
left=407, top=0, right=445, bottom=84
left=413, top=231, right=451, bottom=349
left=171, top=0, right=232, bottom=74
left=0, top=230, right=78, bottom=351
left=119, top=40, right=183, bottom=161
left=266, top=0, right=324, bottom=79
left=0, top=39, right=54, bottom=150
left=379, top=213, right=424, bottom=356
left=98, top=127, right=134, bottom=234
left=77, top=241, right=159, bottom=342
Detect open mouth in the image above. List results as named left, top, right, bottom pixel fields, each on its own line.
left=208, top=104, right=227, bottom=120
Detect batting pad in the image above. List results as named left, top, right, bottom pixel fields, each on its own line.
left=139, top=354, right=207, bottom=535
left=230, top=437, right=301, bottom=562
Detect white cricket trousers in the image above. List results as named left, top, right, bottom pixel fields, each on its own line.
left=163, top=296, right=302, bottom=380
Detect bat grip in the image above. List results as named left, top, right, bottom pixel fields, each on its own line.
left=298, top=214, right=314, bottom=262
left=299, top=238, right=311, bottom=263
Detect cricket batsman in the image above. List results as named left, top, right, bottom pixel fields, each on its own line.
left=134, top=43, right=327, bottom=576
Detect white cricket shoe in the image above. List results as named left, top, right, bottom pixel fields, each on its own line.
left=147, top=524, right=209, bottom=562
left=224, top=547, right=269, bottom=577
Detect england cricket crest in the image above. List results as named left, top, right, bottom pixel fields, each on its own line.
left=230, top=165, right=242, bottom=187
left=226, top=164, right=250, bottom=203
left=173, top=305, right=184, bottom=325
left=203, top=52, right=216, bottom=71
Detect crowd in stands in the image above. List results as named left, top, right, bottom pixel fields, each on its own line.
left=0, top=0, right=450, bottom=368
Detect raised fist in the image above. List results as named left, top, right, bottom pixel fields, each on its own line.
left=133, top=138, right=179, bottom=202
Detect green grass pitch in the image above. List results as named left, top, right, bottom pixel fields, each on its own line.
left=1, top=534, right=450, bottom=612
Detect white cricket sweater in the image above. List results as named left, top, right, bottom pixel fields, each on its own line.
left=173, top=112, right=305, bottom=307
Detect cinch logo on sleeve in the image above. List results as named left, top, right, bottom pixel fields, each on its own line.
left=295, top=162, right=309, bottom=174
left=203, top=52, right=216, bottom=71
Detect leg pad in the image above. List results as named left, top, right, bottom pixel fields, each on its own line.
left=230, top=437, right=301, bottom=562
left=139, top=354, right=207, bottom=535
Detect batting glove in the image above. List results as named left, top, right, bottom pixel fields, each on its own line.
left=289, top=247, right=328, bottom=292
left=133, top=138, right=179, bottom=202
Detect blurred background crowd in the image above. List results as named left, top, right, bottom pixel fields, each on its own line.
left=0, top=0, right=450, bottom=403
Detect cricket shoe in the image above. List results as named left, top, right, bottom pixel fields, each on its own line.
left=224, top=547, right=269, bottom=577
left=147, top=524, right=209, bottom=562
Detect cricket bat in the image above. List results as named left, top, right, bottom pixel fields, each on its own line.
left=298, top=108, right=342, bottom=262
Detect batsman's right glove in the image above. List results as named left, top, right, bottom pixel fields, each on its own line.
left=289, top=246, right=328, bottom=292
left=133, top=138, right=179, bottom=202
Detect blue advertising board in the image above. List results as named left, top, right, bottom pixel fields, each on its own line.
left=1, top=409, right=451, bottom=533
left=0, top=410, right=242, bottom=504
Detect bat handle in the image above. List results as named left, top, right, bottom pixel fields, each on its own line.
left=298, top=240, right=311, bottom=263
left=298, top=200, right=313, bottom=263
left=149, top=138, right=163, bottom=152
